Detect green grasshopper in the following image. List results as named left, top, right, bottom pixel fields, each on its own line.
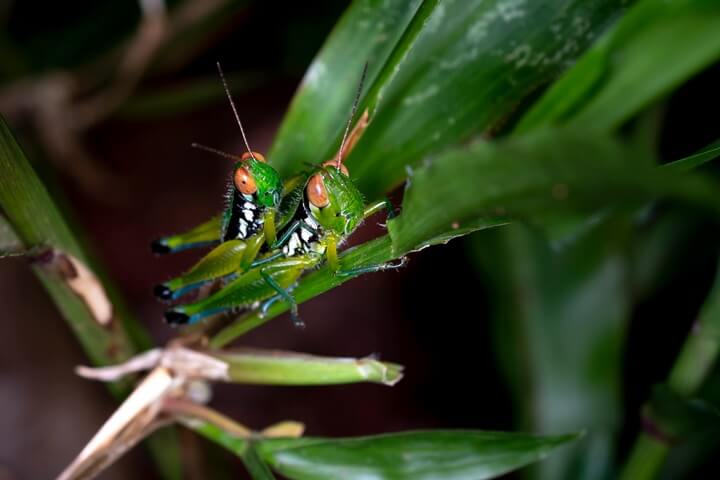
left=164, top=67, right=407, bottom=327
left=152, top=63, right=289, bottom=301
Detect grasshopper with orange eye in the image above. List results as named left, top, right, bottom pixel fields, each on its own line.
left=152, top=63, right=302, bottom=301
left=163, top=66, right=408, bottom=327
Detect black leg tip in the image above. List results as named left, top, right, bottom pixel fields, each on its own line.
left=154, top=284, right=173, bottom=300
left=151, top=240, right=171, bottom=255
left=164, top=310, right=190, bottom=325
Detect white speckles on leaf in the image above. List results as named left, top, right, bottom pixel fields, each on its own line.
left=440, top=48, right=479, bottom=70
left=424, top=2, right=446, bottom=34
left=467, top=0, right=526, bottom=43
left=497, top=0, right=526, bottom=21
left=303, top=61, right=326, bottom=89
left=573, top=16, right=591, bottom=36
left=402, top=85, right=439, bottom=106
left=505, top=44, right=533, bottom=68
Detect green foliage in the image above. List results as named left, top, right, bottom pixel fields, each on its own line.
left=0, top=116, right=183, bottom=478
left=388, top=130, right=720, bottom=255
left=3, top=0, right=720, bottom=478
left=213, top=349, right=403, bottom=386
left=189, top=427, right=580, bottom=480
left=256, top=431, right=579, bottom=480
left=516, top=0, right=720, bottom=132
left=270, top=0, right=626, bottom=199
left=0, top=116, right=142, bottom=371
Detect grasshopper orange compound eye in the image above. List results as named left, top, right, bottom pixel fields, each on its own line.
left=234, top=167, right=257, bottom=195
left=307, top=174, right=329, bottom=208
left=241, top=151, right=266, bottom=162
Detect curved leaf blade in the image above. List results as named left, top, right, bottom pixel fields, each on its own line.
left=256, top=430, right=581, bottom=480
left=388, top=130, right=720, bottom=256
left=349, top=0, right=626, bottom=199
left=210, top=130, right=720, bottom=346
left=268, top=0, right=424, bottom=177
left=516, top=0, right=720, bottom=133
left=269, top=0, right=626, bottom=199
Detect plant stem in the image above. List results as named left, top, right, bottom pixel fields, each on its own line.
left=620, top=264, right=720, bottom=480
left=0, top=116, right=182, bottom=479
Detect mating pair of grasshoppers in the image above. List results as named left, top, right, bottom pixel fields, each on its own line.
left=152, top=63, right=405, bottom=328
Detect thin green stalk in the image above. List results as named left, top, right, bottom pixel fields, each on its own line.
left=0, top=115, right=182, bottom=479
left=620, top=263, right=720, bottom=480
left=241, top=446, right=277, bottom=480
left=211, top=349, right=403, bottom=386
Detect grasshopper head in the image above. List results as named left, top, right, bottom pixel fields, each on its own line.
left=306, top=162, right=364, bottom=236
left=233, top=151, right=283, bottom=209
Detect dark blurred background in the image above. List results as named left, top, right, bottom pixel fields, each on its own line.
left=1, top=1, right=719, bottom=479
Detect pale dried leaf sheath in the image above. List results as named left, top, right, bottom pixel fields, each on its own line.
left=159, top=347, right=230, bottom=381
left=57, top=367, right=174, bottom=480
left=76, top=346, right=230, bottom=383
left=75, top=349, right=163, bottom=381
left=39, top=249, right=113, bottom=326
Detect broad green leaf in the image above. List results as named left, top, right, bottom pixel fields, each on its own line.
left=472, top=221, right=630, bottom=480
left=270, top=0, right=626, bottom=199
left=388, top=130, right=720, bottom=256
left=212, top=349, right=403, bottom=386
left=516, top=0, right=720, bottom=133
left=210, top=130, right=720, bottom=346
left=255, top=430, right=580, bottom=480
left=269, top=0, right=424, bottom=175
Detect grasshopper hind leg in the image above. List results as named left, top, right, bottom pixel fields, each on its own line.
left=260, top=270, right=304, bottom=328
left=154, top=239, right=251, bottom=301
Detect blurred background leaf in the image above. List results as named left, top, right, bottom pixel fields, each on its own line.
left=269, top=0, right=627, bottom=199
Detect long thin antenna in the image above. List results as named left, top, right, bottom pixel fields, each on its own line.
left=336, top=62, right=369, bottom=167
left=191, top=142, right=244, bottom=162
left=216, top=61, right=256, bottom=161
